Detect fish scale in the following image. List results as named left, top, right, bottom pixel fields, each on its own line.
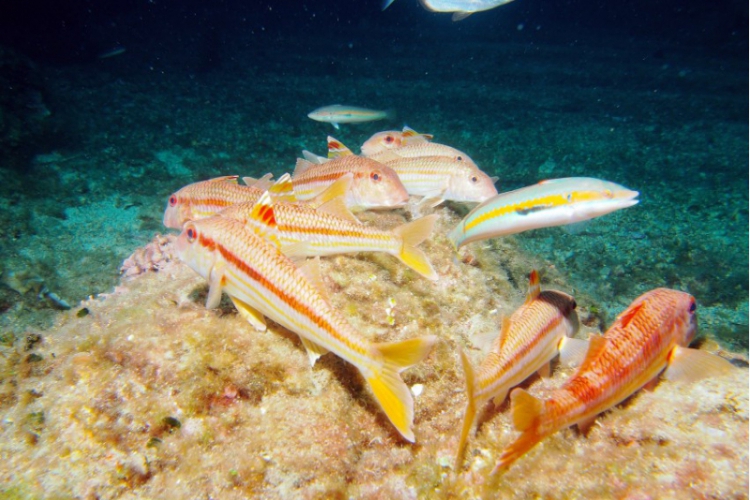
left=175, top=215, right=436, bottom=442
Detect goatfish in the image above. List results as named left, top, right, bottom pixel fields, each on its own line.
left=219, top=184, right=440, bottom=281
left=383, top=155, right=498, bottom=205
left=308, top=105, right=392, bottom=130
left=163, top=174, right=273, bottom=229
left=175, top=214, right=437, bottom=442
left=448, top=177, right=639, bottom=249
left=419, top=0, right=517, bottom=21
left=360, top=126, right=433, bottom=157
left=456, top=270, right=585, bottom=467
left=494, top=288, right=735, bottom=474
left=293, top=155, right=409, bottom=211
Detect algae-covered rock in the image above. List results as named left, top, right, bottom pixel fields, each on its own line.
left=0, top=207, right=745, bottom=499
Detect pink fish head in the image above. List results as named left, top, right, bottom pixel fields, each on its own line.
left=163, top=190, right=191, bottom=229
left=361, top=131, right=405, bottom=156
left=350, top=164, right=410, bottom=209
left=448, top=166, right=499, bottom=203
left=174, top=219, right=218, bottom=280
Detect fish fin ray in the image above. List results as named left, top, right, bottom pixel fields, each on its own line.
left=229, top=296, right=267, bottom=331
left=558, top=336, right=589, bottom=368
left=524, top=269, right=541, bottom=304
left=663, top=346, right=735, bottom=383
left=510, top=388, right=543, bottom=432
left=456, top=348, right=478, bottom=468
left=206, top=261, right=226, bottom=309
left=300, top=336, right=329, bottom=365
left=294, top=158, right=315, bottom=177
left=327, top=136, right=355, bottom=159
left=393, top=215, right=439, bottom=280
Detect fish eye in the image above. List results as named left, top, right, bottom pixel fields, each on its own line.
left=470, top=176, right=478, bottom=183
left=370, top=172, right=381, bottom=182
left=385, top=135, right=394, bottom=144
left=186, top=225, right=197, bottom=243
left=688, top=299, right=696, bottom=314
left=169, top=195, right=177, bottom=207
left=571, top=299, right=577, bottom=310
left=457, top=155, right=463, bottom=161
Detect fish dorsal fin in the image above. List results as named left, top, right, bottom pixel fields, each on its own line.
left=268, top=172, right=298, bottom=203
left=616, top=301, right=645, bottom=329
left=577, top=335, right=609, bottom=373
left=401, top=125, right=433, bottom=143
left=452, top=11, right=472, bottom=21
left=294, top=158, right=315, bottom=177
left=327, top=136, right=355, bottom=159
left=209, top=175, right=239, bottom=183
left=297, top=257, right=328, bottom=298
left=492, top=316, right=513, bottom=352
left=246, top=192, right=281, bottom=246
left=302, top=149, right=328, bottom=164
left=524, top=270, right=541, bottom=305
left=242, top=172, right=274, bottom=190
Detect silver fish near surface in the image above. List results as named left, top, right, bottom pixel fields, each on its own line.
left=308, top=105, right=392, bottom=130
left=419, top=0, right=516, bottom=21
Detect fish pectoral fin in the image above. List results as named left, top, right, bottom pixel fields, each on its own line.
left=299, top=336, right=329, bottom=366
left=206, top=261, right=226, bottom=309
left=296, top=257, right=328, bottom=297
left=418, top=195, right=445, bottom=209
left=558, top=336, right=589, bottom=368
left=229, top=296, right=267, bottom=332
left=332, top=122, right=340, bottom=130
left=280, top=242, right=314, bottom=262
left=663, top=346, right=735, bottom=383
left=369, top=335, right=438, bottom=442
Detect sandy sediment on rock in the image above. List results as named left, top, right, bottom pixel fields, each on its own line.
left=0, top=207, right=745, bottom=500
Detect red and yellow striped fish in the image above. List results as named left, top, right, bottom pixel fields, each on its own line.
left=220, top=193, right=439, bottom=281
left=494, top=288, right=734, bottom=474
left=360, top=126, right=433, bottom=157
left=174, top=214, right=437, bottom=442
left=455, top=270, right=582, bottom=466
left=292, top=155, right=409, bottom=211
left=163, top=176, right=267, bottom=229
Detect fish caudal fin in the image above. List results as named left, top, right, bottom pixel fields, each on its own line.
left=492, top=388, right=545, bottom=474
left=456, top=348, right=478, bottom=468
left=392, top=214, right=439, bottom=280
left=368, top=335, right=437, bottom=442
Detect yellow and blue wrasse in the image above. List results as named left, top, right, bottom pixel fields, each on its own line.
left=163, top=175, right=273, bottom=229
left=455, top=270, right=585, bottom=467
left=219, top=188, right=440, bottom=281
left=307, top=104, right=393, bottom=130
left=448, top=177, right=639, bottom=249
left=175, top=214, right=437, bottom=442
left=494, top=288, right=735, bottom=474
left=293, top=155, right=409, bottom=211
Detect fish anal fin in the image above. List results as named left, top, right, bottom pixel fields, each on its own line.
left=510, top=388, right=542, bottom=432
left=229, top=296, right=267, bottom=331
left=524, top=269, right=541, bottom=304
left=663, top=346, right=735, bottom=383
left=558, top=336, right=589, bottom=368
left=369, top=335, right=437, bottom=442
left=300, top=336, right=329, bottom=365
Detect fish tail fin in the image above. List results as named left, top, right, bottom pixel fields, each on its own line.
left=393, top=214, right=439, bottom=280
left=456, top=348, right=478, bottom=468
left=491, top=388, right=545, bottom=474
left=368, top=335, right=438, bottom=442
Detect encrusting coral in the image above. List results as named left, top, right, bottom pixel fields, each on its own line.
left=0, top=206, right=745, bottom=500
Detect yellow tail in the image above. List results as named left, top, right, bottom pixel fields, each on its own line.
left=367, top=335, right=437, bottom=442
left=492, top=388, right=545, bottom=474
left=393, top=214, right=439, bottom=281
left=455, top=348, right=477, bottom=468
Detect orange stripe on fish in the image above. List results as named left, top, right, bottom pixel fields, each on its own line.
left=455, top=270, right=582, bottom=467
left=175, top=215, right=437, bottom=442
left=493, top=288, right=734, bottom=474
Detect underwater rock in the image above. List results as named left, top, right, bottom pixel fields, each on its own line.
left=0, top=207, right=745, bottom=499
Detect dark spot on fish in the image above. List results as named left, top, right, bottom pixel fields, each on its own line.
left=77, top=307, right=89, bottom=318
left=516, top=205, right=549, bottom=215
left=729, top=358, right=749, bottom=368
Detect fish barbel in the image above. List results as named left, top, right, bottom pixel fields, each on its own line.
left=175, top=215, right=437, bottom=442
left=293, top=155, right=409, bottom=211
left=448, top=177, right=639, bottom=249
left=455, top=270, right=583, bottom=466
left=308, top=105, right=392, bottom=130
left=494, top=288, right=735, bottom=474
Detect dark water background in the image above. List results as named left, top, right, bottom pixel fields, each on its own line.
left=0, top=0, right=747, bottom=348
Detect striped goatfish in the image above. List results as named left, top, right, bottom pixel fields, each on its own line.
left=163, top=175, right=273, bottom=229
left=308, top=105, right=392, bottom=130
left=175, top=215, right=437, bottom=442
left=360, top=126, right=433, bottom=157
left=293, top=155, right=409, bottom=211
left=455, top=270, right=584, bottom=467
left=219, top=184, right=440, bottom=281
left=448, top=177, right=639, bottom=249
left=494, top=288, right=735, bottom=474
